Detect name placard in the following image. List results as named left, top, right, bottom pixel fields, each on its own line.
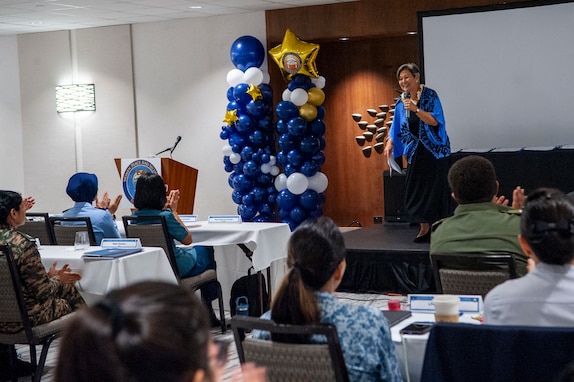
left=100, top=238, right=142, bottom=248
left=408, top=294, right=482, bottom=313
left=207, top=215, right=242, bottom=223
left=179, top=215, right=198, bottom=223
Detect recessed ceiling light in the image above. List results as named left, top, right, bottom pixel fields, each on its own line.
left=189, top=5, right=202, bottom=9
left=407, top=31, right=417, bottom=35
left=339, top=37, right=349, bottom=41
left=29, top=21, right=45, bottom=25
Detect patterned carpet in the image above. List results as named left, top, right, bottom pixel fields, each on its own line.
left=14, top=292, right=405, bottom=381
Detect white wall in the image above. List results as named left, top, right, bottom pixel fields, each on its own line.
left=1, top=12, right=266, bottom=218
left=0, top=35, right=24, bottom=191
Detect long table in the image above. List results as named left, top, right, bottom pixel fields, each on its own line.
left=39, top=245, right=177, bottom=304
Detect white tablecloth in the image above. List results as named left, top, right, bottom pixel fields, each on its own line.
left=39, top=246, right=177, bottom=304
left=391, top=312, right=481, bottom=382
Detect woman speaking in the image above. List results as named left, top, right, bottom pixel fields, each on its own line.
left=383, top=63, right=451, bottom=242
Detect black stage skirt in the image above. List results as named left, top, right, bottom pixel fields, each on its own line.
left=404, top=144, right=450, bottom=224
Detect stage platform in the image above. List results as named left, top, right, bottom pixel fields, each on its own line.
left=338, top=223, right=436, bottom=295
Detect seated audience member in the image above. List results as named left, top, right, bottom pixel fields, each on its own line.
left=430, top=155, right=529, bottom=275
left=55, top=281, right=266, bottom=382
left=484, top=188, right=574, bottom=326
left=0, top=190, right=84, bottom=380
left=63, top=172, right=121, bottom=245
left=252, top=216, right=402, bottom=382
left=131, top=173, right=220, bottom=326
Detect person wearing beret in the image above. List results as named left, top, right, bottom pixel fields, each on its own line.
left=63, top=172, right=122, bottom=245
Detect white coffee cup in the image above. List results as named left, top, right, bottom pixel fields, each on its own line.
left=74, top=231, right=90, bottom=251
left=433, top=295, right=460, bottom=323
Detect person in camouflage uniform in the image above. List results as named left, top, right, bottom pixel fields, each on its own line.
left=0, top=190, right=85, bottom=378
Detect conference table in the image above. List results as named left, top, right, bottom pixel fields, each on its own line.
left=39, top=245, right=177, bottom=304
left=117, top=220, right=292, bottom=309
left=391, top=312, right=481, bottom=382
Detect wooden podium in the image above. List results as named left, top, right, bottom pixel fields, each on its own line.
left=115, top=158, right=198, bottom=214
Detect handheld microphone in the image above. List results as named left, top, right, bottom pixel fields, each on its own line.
left=170, top=136, right=182, bottom=154
left=403, top=92, right=411, bottom=118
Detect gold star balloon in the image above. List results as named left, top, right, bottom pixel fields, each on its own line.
left=246, top=84, right=262, bottom=100
left=269, top=29, right=320, bottom=81
left=223, top=109, right=238, bottom=125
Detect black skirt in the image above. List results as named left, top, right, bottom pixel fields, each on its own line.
left=404, top=143, right=450, bottom=224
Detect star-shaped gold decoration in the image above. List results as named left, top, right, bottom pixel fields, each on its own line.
left=269, top=29, right=320, bottom=81
left=246, top=84, right=262, bottom=100
left=223, top=109, right=238, bottom=125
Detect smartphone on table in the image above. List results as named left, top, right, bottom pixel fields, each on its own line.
left=399, top=322, right=434, bottom=335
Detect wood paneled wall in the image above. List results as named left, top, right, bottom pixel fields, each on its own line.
left=265, top=0, right=531, bottom=227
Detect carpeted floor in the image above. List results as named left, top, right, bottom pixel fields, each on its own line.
left=14, top=292, right=405, bottom=381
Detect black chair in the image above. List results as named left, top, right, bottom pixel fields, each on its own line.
left=0, top=245, right=73, bottom=382
left=48, top=216, right=96, bottom=246
left=230, top=315, right=349, bottom=382
left=430, top=252, right=518, bottom=298
left=122, top=215, right=226, bottom=333
left=18, top=213, right=54, bottom=245
left=421, top=322, right=574, bottom=382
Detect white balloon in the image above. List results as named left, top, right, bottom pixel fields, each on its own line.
left=270, top=165, right=280, bottom=176
left=290, top=88, right=309, bottom=106
left=229, top=152, right=241, bottom=164
left=222, top=145, right=233, bottom=156
left=260, top=163, right=271, bottom=174
left=282, top=89, right=292, bottom=102
left=274, top=173, right=287, bottom=191
left=308, top=172, right=328, bottom=193
left=269, top=156, right=277, bottom=166
left=227, top=69, right=244, bottom=87
left=287, top=172, right=309, bottom=195
left=244, top=67, right=264, bottom=85
left=311, top=76, right=326, bottom=89
left=262, top=71, right=271, bottom=84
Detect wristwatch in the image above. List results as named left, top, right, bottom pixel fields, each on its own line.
left=415, top=108, right=420, bottom=114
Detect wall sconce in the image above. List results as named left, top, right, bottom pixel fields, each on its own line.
left=55, top=84, right=96, bottom=113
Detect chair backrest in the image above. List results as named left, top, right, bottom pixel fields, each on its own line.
left=18, top=213, right=55, bottom=245
left=430, top=252, right=518, bottom=298
left=230, top=316, right=349, bottom=382
left=0, top=245, right=33, bottom=337
left=48, top=216, right=96, bottom=246
left=122, top=215, right=180, bottom=280
left=421, top=323, right=574, bottom=382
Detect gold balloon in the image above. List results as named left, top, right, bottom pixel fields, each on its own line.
left=299, top=103, right=317, bottom=121
left=223, top=109, right=238, bottom=125
left=307, top=87, right=325, bottom=106
left=269, top=29, right=320, bottom=81
left=246, top=84, right=262, bottom=100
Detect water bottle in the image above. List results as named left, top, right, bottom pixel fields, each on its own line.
left=235, top=296, right=249, bottom=316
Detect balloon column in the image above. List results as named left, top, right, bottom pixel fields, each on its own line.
left=221, top=36, right=278, bottom=222
left=269, top=29, right=328, bottom=230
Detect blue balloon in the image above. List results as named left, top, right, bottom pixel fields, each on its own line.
left=232, top=174, right=253, bottom=193
left=240, top=146, right=254, bottom=161
left=276, top=101, right=299, bottom=120
left=290, top=206, right=308, bottom=223
left=316, top=105, right=326, bottom=119
left=251, top=186, right=267, bottom=202
left=278, top=133, right=297, bottom=152
left=287, top=117, right=308, bottom=137
left=299, top=189, right=320, bottom=209
left=278, top=208, right=291, bottom=220
left=310, top=119, right=326, bottom=136
left=256, top=173, right=272, bottom=185
left=219, top=129, right=230, bottom=140
left=287, top=149, right=304, bottom=167
left=249, top=130, right=264, bottom=145
left=230, top=36, right=265, bottom=71
left=242, top=193, right=255, bottom=206
left=246, top=99, right=266, bottom=118
left=300, top=136, right=320, bottom=154
left=227, top=87, right=235, bottom=101
left=243, top=160, right=259, bottom=177
left=259, top=83, right=273, bottom=100
left=232, top=190, right=243, bottom=204
left=229, top=133, right=246, bottom=148
left=236, top=114, right=255, bottom=134
left=238, top=203, right=258, bottom=220
left=300, top=161, right=318, bottom=177
left=259, top=116, right=273, bottom=131
left=319, top=136, right=326, bottom=150
left=228, top=173, right=237, bottom=188
left=283, top=164, right=297, bottom=177
left=277, top=151, right=288, bottom=166
left=260, top=202, right=274, bottom=215
left=276, top=189, right=298, bottom=210
left=276, top=119, right=288, bottom=134
left=233, top=83, right=252, bottom=105
left=312, top=151, right=326, bottom=166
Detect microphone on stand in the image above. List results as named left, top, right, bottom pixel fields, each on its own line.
left=170, top=136, right=182, bottom=155
left=155, top=136, right=182, bottom=156
left=403, top=91, right=411, bottom=119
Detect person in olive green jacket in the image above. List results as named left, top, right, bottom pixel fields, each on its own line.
left=430, top=155, right=529, bottom=276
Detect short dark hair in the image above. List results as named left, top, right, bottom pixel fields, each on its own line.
left=0, top=190, right=22, bottom=225
left=396, top=63, right=420, bottom=79
left=521, top=188, right=574, bottom=265
left=448, top=155, right=498, bottom=204
left=55, top=281, right=211, bottom=382
left=133, top=173, right=166, bottom=210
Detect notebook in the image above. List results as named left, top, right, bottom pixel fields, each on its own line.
left=382, top=310, right=412, bottom=327
left=82, top=247, right=143, bottom=259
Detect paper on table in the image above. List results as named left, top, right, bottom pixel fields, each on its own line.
left=388, top=157, right=403, bottom=176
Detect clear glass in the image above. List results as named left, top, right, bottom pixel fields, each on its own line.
left=74, top=231, right=89, bottom=250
